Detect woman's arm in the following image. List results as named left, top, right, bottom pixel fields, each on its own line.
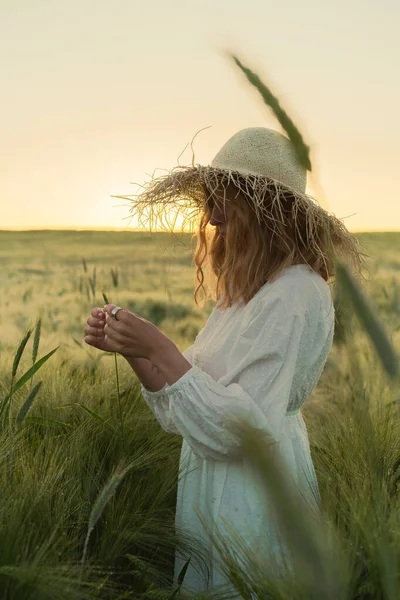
left=124, top=342, right=193, bottom=392
left=139, top=343, right=196, bottom=435
left=123, top=356, right=168, bottom=392
left=149, top=341, right=193, bottom=386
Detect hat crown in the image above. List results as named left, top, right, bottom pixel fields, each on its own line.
left=210, top=127, right=307, bottom=194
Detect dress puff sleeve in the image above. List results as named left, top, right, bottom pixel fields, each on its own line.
left=140, top=343, right=195, bottom=435
left=141, top=278, right=328, bottom=461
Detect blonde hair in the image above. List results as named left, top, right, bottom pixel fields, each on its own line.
left=193, top=178, right=365, bottom=310
left=116, top=164, right=366, bottom=310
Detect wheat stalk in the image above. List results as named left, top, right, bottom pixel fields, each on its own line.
left=81, top=461, right=134, bottom=565
left=101, top=291, right=124, bottom=445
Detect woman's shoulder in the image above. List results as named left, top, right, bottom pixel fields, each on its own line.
left=254, top=264, right=333, bottom=312
left=277, top=263, right=331, bottom=292
left=214, top=263, right=333, bottom=317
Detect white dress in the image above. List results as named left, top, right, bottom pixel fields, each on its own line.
left=141, top=264, right=334, bottom=595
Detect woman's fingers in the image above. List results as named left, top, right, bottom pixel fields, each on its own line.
left=85, top=335, right=100, bottom=345
left=103, top=304, right=130, bottom=324
left=84, top=325, right=104, bottom=337
left=87, top=316, right=105, bottom=328
left=85, top=308, right=107, bottom=350
left=91, top=307, right=105, bottom=319
left=103, top=323, right=126, bottom=343
left=84, top=335, right=105, bottom=350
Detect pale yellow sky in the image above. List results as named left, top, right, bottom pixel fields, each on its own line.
left=1, top=0, right=399, bottom=232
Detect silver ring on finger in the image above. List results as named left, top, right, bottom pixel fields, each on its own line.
left=111, top=306, right=123, bottom=321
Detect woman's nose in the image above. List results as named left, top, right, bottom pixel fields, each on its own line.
left=209, top=209, right=225, bottom=227
left=209, top=215, right=220, bottom=226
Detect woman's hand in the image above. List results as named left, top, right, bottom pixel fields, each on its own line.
left=84, top=304, right=169, bottom=360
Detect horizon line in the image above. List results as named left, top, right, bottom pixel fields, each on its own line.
left=0, top=226, right=399, bottom=234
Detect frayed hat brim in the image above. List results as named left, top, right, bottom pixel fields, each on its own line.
left=113, top=163, right=363, bottom=275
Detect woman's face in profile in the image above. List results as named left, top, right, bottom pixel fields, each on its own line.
left=209, top=201, right=227, bottom=238
left=207, top=185, right=235, bottom=239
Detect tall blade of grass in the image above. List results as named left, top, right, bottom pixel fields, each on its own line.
left=99, top=291, right=124, bottom=443
left=2, top=329, right=32, bottom=430
left=168, top=558, right=191, bottom=600
left=231, top=55, right=312, bottom=172
left=7, top=347, right=58, bottom=399
left=232, top=53, right=396, bottom=379
left=231, top=55, right=397, bottom=376
left=85, top=281, right=91, bottom=302
left=177, top=557, right=191, bottom=585
left=336, top=261, right=399, bottom=378
left=110, top=267, right=119, bottom=289
left=16, top=381, right=43, bottom=424
left=54, top=403, right=118, bottom=434
left=0, top=347, right=59, bottom=419
left=81, top=461, right=134, bottom=565
left=32, top=317, right=42, bottom=365
left=226, top=421, right=349, bottom=599
left=12, top=329, right=32, bottom=379
left=114, top=353, right=125, bottom=447
left=82, top=257, right=88, bottom=273
left=89, top=267, right=97, bottom=297
left=30, top=316, right=42, bottom=394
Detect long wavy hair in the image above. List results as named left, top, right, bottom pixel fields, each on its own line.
left=193, top=179, right=365, bottom=310
left=115, top=163, right=365, bottom=311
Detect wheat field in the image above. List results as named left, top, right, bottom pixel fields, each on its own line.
left=0, top=229, right=399, bottom=599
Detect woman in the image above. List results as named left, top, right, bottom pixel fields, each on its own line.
left=84, top=128, right=363, bottom=595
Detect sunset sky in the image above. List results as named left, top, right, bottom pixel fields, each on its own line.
left=1, top=0, right=399, bottom=232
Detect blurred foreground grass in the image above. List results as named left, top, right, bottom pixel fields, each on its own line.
left=0, top=229, right=399, bottom=599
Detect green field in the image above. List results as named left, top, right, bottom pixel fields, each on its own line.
left=0, top=230, right=399, bottom=599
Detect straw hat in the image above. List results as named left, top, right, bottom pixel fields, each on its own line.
left=210, top=127, right=307, bottom=195
left=123, top=126, right=314, bottom=227
left=119, top=126, right=361, bottom=271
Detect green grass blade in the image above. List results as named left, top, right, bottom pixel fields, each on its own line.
left=32, top=317, right=42, bottom=364
left=89, top=267, right=97, bottom=297
left=88, top=464, right=132, bottom=532
left=12, top=329, right=32, bottom=379
left=16, top=381, right=43, bottom=424
left=231, top=54, right=312, bottom=172
left=336, top=261, right=399, bottom=378
left=102, top=291, right=110, bottom=305
left=82, top=257, right=88, bottom=273
left=235, top=421, right=347, bottom=599
left=177, top=557, right=191, bottom=586
left=3, top=347, right=59, bottom=406
left=81, top=462, right=134, bottom=564
left=111, top=267, right=119, bottom=288
left=85, top=281, right=91, bottom=302
left=114, top=353, right=125, bottom=447
left=54, top=403, right=118, bottom=434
